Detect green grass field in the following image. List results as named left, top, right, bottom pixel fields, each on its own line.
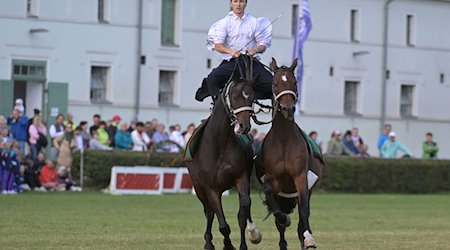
left=1, top=192, right=449, bottom=250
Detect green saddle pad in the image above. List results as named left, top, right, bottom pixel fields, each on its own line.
left=255, top=125, right=323, bottom=159
left=183, top=117, right=252, bottom=161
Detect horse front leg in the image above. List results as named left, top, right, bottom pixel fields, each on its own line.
left=236, top=176, right=262, bottom=250
left=206, top=190, right=235, bottom=250
left=294, top=174, right=316, bottom=249
left=195, top=185, right=215, bottom=250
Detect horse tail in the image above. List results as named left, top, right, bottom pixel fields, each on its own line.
left=276, top=196, right=297, bottom=214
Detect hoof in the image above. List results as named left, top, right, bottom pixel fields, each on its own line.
left=204, top=244, right=215, bottom=250
left=303, top=231, right=317, bottom=249
left=222, top=246, right=236, bottom=250
left=248, top=229, right=262, bottom=244
left=246, top=220, right=262, bottom=244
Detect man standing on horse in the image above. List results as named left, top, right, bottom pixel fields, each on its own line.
left=195, top=0, right=274, bottom=103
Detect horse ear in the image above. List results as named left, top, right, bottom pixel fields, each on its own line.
left=270, top=57, right=279, bottom=71
left=290, top=58, right=298, bottom=71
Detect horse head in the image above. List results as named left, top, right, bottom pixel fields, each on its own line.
left=223, top=71, right=257, bottom=135
left=271, top=58, right=298, bottom=120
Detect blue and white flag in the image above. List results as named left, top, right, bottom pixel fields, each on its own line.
left=292, top=0, right=312, bottom=113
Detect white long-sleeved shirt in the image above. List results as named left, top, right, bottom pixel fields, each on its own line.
left=49, top=123, right=64, bottom=139
left=131, top=130, right=150, bottom=151
left=207, top=12, right=272, bottom=60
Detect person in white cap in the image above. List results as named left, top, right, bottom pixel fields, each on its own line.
left=14, top=98, right=25, bottom=115
left=381, top=132, right=412, bottom=159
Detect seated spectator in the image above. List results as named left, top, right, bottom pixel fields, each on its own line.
left=422, top=132, right=439, bottom=159
left=183, top=123, right=196, bottom=143
left=169, top=124, right=185, bottom=152
left=115, top=121, right=132, bottom=150
left=381, top=132, right=412, bottom=159
left=57, top=166, right=81, bottom=192
left=152, top=124, right=170, bottom=152
left=39, top=160, right=66, bottom=191
left=89, top=131, right=112, bottom=150
left=342, top=130, right=362, bottom=156
left=23, top=157, right=46, bottom=192
left=131, top=122, right=151, bottom=151
left=325, top=130, right=354, bottom=157
left=308, top=131, right=323, bottom=151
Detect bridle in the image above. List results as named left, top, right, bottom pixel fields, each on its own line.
left=221, top=80, right=255, bottom=127
left=221, top=56, right=256, bottom=127
left=272, top=66, right=298, bottom=111
left=251, top=66, right=298, bottom=125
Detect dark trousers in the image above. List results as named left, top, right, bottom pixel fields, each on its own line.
left=24, top=169, right=41, bottom=189
left=195, top=58, right=273, bottom=101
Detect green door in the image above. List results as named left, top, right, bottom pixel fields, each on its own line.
left=0, top=80, right=14, bottom=116
left=46, top=82, right=68, bottom=124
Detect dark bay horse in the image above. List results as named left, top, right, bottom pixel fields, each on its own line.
left=257, top=58, right=323, bottom=249
left=187, top=58, right=262, bottom=250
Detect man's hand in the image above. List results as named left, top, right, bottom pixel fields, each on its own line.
left=231, top=50, right=241, bottom=58
left=247, top=48, right=257, bottom=56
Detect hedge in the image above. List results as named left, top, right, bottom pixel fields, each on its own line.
left=72, top=150, right=450, bottom=193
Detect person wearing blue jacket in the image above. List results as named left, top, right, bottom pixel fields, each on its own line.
left=114, top=122, right=132, bottom=150
left=7, top=109, right=28, bottom=157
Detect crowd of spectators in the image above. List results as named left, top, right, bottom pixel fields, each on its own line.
left=0, top=98, right=441, bottom=194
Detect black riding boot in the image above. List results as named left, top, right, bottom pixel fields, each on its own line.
left=195, top=78, right=210, bottom=102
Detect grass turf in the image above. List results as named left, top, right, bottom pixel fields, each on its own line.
left=0, top=192, right=449, bottom=249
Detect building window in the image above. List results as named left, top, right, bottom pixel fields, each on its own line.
left=406, top=14, right=415, bottom=46
left=400, top=85, right=414, bottom=117
left=11, top=60, right=46, bottom=81
left=159, top=71, right=176, bottom=106
left=90, top=66, right=109, bottom=102
left=98, top=0, right=110, bottom=23
left=27, top=0, right=39, bottom=17
left=350, top=9, right=360, bottom=42
left=292, top=4, right=299, bottom=36
left=161, top=0, right=178, bottom=46
left=344, top=81, right=359, bottom=115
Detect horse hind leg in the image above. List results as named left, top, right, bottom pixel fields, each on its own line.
left=275, top=219, right=288, bottom=250
left=194, top=185, right=216, bottom=250
left=206, top=189, right=235, bottom=250
left=261, top=180, right=291, bottom=227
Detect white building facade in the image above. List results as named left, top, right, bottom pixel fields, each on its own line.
left=0, top=0, right=449, bottom=158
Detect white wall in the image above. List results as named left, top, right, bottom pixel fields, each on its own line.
left=1, top=0, right=449, bottom=158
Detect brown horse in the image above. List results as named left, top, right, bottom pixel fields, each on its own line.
left=187, top=57, right=262, bottom=250
left=257, top=58, right=323, bottom=250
